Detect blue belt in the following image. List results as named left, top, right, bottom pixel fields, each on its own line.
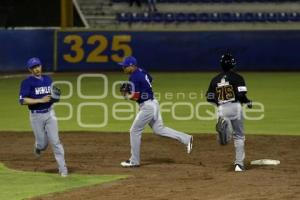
left=30, top=108, right=51, bottom=114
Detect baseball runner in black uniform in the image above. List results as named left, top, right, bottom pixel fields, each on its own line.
left=206, top=53, right=252, bottom=172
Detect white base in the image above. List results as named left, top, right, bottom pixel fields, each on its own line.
left=250, top=159, right=280, bottom=165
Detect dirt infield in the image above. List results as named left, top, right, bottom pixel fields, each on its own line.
left=1, top=132, right=300, bottom=200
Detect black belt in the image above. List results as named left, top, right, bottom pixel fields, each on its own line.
left=218, top=101, right=240, bottom=106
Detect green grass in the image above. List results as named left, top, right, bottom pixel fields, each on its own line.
left=0, top=162, right=127, bottom=200
left=0, top=72, right=299, bottom=135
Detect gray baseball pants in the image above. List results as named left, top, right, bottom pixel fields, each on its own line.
left=30, top=109, right=67, bottom=174
left=129, top=99, right=192, bottom=165
left=218, top=102, right=245, bottom=166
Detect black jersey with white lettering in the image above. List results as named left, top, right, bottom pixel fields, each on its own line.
left=206, top=71, right=250, bottom=105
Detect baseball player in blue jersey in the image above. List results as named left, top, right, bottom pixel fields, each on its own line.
left=19, top=57, right=68, bottom=177
left=118, top=56, right=193, bottom=167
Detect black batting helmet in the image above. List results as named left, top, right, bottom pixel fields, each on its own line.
left=220, top=53, right=236, bottom=72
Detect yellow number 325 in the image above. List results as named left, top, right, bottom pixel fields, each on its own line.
left=63, top=34, right=132, bottom=63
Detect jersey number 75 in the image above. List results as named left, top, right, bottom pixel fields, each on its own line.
left=216, top=85, right=235, bottom=102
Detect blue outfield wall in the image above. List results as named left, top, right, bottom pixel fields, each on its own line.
left=0, top=30, right=54, bottom=72
left=1, top=29, right=300, bottom=72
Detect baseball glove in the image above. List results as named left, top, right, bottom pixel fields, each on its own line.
left=119, top=82, right=132, bottom=99
left=216, top=117, right=231, bottom=145
left=50, top=85, right=61, bottom=103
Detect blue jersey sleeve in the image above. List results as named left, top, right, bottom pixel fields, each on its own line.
left=19, top=79, right=30, bottom=105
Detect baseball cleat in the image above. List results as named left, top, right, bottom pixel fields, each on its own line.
left=234, top=164, right=245, bottom=172
left=187, top=136, right=193, bottom=154
left=60, top=172, right=68, bottom=177
left=120, top=160, right=140, bottom=168
left=33, top=146, right=41, bottom=157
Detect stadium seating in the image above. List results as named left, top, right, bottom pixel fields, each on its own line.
left=112, top=0, right=300, bottom=3
left=165, top=13, right=176, bottom=22
left=112, top=0, right=300, bottom=28
left=197, top=13, right=209, bottom=22
left=175, top=13, right=188, bottom=22
left=152, top=12, right=164, bottom=22
left=117, top=12, right=131, bottom=22
left=116, top=12, right=300, bottom=23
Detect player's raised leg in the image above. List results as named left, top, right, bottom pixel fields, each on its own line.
left=149, top=100, right=193, bottom=153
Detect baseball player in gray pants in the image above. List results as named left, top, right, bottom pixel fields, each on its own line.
left=206, top=53, right=252, bottom=172
left=19, top=57, right=68, bottom=177
left=118, top=56, right=193, bottom=167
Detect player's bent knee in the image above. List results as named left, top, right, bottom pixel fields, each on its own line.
left=130, top=127, right=144, bottom=135
left=37, top=143, right=48, bottom=151
left=152, top=127, right=165, bottom=135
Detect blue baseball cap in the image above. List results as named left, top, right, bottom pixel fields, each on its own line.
left=27, top=57, right=42, bottom=68
left=118, top=56, right=137, bottom=67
